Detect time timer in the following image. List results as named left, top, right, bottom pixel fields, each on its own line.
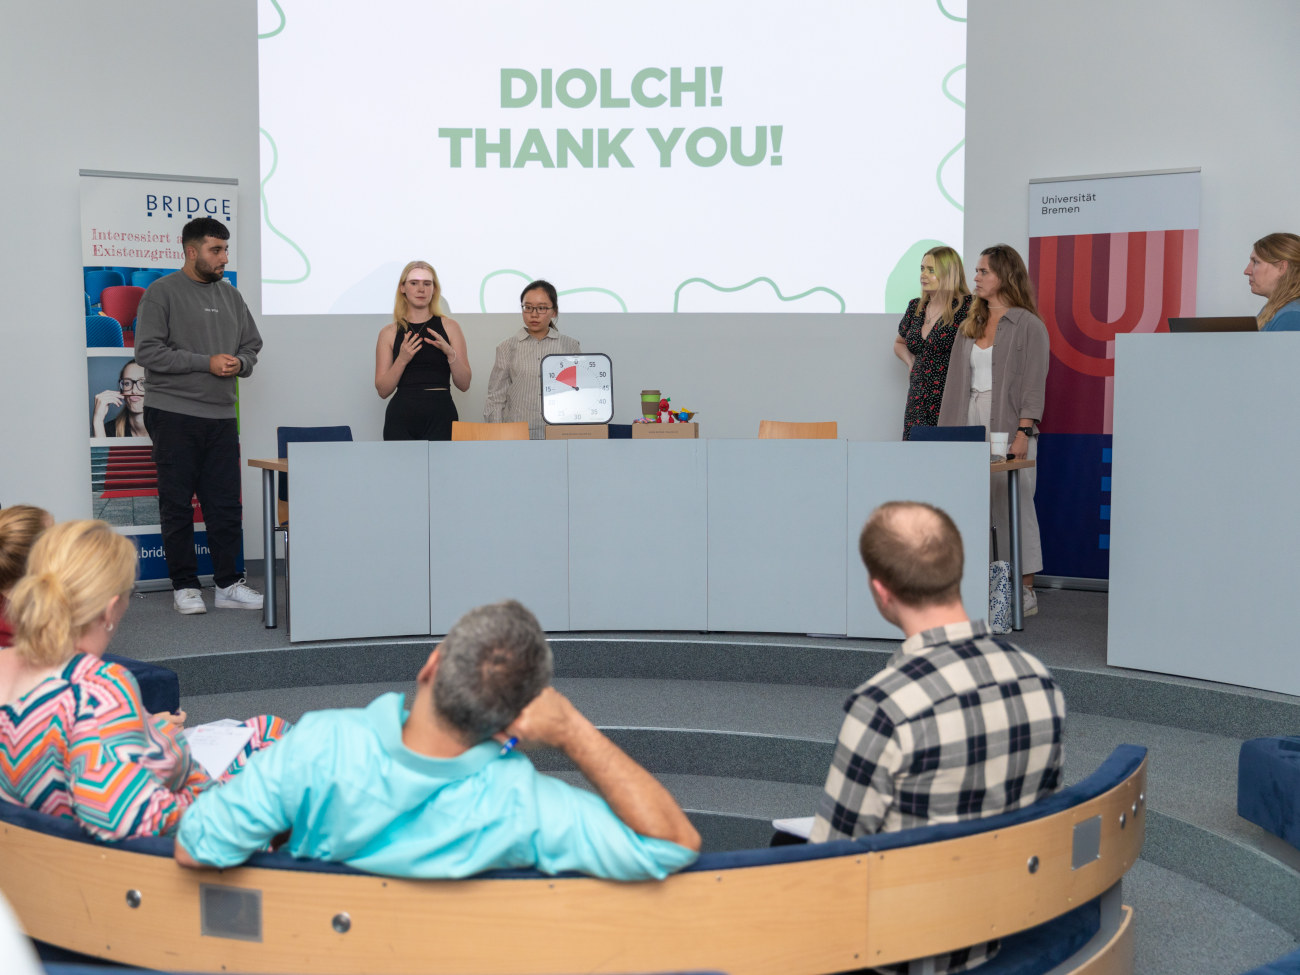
left=540, top=353, right=614, bottom=425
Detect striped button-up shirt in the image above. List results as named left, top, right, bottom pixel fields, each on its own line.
left=483, top=327, right=581, bottom=439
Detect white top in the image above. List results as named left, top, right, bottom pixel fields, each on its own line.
left=970, top=344, right=993, bottom=392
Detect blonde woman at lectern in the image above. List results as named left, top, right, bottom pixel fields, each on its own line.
left=1246, top=232, right=1300, bottom=331
left=937, top=244, right=1050, bottom=617
left=375, top=261, right=472, bottom=441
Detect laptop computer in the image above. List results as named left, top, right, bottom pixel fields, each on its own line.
left=1167, top=316, right=1258, bottom=333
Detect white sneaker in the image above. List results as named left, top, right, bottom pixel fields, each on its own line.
left=1022, top=586, right=1039, bottom=617
left=215, top=579, right=264, bottom=610
left=173, top=588, right=207, bottom=615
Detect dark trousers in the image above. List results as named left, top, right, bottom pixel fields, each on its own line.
left=144, top=407, right=243, bottom=590
left=383, top=387, right=458, bottom=441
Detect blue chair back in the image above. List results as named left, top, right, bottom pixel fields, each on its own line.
left=85, top=315, right=123, bottom=348
left=131, top=270, right=164, bottom=288
left=83, top=269, right=125, bottom=306
left=909, top=424, right=986, bottom=443
left=277, top=425, right=353, bottom=506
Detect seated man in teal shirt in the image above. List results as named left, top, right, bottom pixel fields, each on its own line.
left=175, top=600, right=700, bottom=880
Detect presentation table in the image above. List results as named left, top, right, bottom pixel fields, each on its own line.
left=257, top=440, right=994, bottom=642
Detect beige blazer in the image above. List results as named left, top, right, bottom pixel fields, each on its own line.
left=936, top=306, right=1050, bottom=434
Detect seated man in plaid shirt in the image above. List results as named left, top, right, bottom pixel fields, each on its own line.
left=810, top=501, right=1065, bottom=974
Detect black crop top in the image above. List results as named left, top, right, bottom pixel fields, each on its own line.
left=393, top=317, right=452, bottom=388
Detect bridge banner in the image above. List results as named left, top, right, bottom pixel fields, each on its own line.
left=79, top=170, right=242, bottom=587
left=1027, top=169, right=1200, bottom=581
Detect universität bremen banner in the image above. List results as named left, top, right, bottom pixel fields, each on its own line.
left=1028, top=169, right=1199, bottom=580
left=79, top=170, right=242, bottom=586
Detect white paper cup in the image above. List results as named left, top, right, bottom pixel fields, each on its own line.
left=989, top=432, right=1009, bottom=461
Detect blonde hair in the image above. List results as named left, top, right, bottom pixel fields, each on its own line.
left=0, top=505, right=51, bottom=593
left=918, top=246, right=971, bottom=329
left=964, top=244, right=1040, bottom=341
left=393, top=261, right=443, bottom=330
left=1252, top=233, right=1300, bottom=329
left=7, top=521, right=136, bottom=667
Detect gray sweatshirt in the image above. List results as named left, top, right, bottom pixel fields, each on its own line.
left=134, top=271, right=263, bottom=419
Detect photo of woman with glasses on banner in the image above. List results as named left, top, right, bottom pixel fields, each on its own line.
left=90, top=358, right=149, bottom=439
left=483, top=280, right=581, bottom=440
left=374, top=261, right=472, bottom=441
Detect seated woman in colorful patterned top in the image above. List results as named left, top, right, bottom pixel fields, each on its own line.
left=0, top=520, right=289, bottom=840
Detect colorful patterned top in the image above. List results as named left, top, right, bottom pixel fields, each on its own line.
left=0, top=654, right=286, bottom=840
left=897, top=293, right=973, bottom=440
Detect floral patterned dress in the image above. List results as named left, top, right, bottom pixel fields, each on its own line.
left=898, top=293, right=973, bottom=440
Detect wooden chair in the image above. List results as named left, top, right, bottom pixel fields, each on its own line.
left=757, top=420, right=838, bottom=439
left=451, top=421, right=530, bottom=441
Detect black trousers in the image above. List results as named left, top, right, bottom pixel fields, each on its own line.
left=383, top=387, right=458, bottom=441
left=144, top=406, right=243, bottom=590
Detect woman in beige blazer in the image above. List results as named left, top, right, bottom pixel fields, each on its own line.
left=938, top=244, right=1050, bottom=616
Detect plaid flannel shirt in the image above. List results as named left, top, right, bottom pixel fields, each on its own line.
left=810, top=619, right=1065, bottom=974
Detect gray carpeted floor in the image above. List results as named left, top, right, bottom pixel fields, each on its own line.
left=118, top=570, right=1300, bottom=974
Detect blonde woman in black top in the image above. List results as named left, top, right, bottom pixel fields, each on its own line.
left=374, top=262, right=471, bottom=440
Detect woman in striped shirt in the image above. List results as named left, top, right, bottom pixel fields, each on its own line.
left=484, top=280, right=581, bottom=439
left=0, top=520, right=287, bottom=840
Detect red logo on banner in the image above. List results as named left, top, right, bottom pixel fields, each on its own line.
left=1030, top=229, right=1197, bottom=434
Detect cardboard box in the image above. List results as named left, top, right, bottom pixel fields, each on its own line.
left=632, top=422, right=699, bottom=439
left=544, top=424, right=609, bottom=440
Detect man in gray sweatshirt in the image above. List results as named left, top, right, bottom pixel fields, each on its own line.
left=134, top=217, right=264, bottom=615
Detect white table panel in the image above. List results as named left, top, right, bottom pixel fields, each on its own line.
left=568, top=440, right=708, bottom=630
left=429, top=442, right=569, bottom=634
left=288, top=441, right=430, bottom=642
left=845, top=442, right=992, bottom=639
left=1109, top=333, right=1300, bottom=695
left=707, top=440, right=848, bottom=634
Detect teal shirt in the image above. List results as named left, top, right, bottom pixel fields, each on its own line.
left=177, top=693, right=696, bottom=880
left=1262, top=299, right=1300, bottom=331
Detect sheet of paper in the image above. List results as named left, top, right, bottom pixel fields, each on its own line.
left=771, top=816, right=814, bottom=839
left=182, top=721, right=254, bottom=778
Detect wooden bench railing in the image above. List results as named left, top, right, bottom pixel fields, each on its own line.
left=0, top=746, right=1146, bottom=974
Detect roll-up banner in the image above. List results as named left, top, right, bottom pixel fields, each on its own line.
left=79, top=170, right=242, bottom=588
left=1028, top=168, right=1200, bottom=581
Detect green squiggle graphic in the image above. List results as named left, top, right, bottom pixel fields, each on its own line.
left=936, top=63, right=965, bottom=214
left=937, top=0, right=966, bottom=22
left=479, top=269, right=532, bottom=311
left=672, top=277, right=845, bottom=313
left=259, top=0, right=286, bottom=38
left=259, top=128, right=312, bottom=285
left=478, top=270, right=628, bottom=312
left=942, top=63, right=965, bottom=110
left=562, top=287, right=627, bottom=312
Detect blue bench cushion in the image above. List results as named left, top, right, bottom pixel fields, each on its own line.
left=0, top=745, right=1147, bottom=881
left=1238, top=736, right=1300, bottom=851
left=1238, top=944, right=1300, bottom=974
left=102, top=653, right=181, bottom=716
left=979, top=898, right=1100, bottom=975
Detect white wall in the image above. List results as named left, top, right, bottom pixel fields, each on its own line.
left=5, top=0, right=1297, bottom=559
left=965, top=0, right=1300, bottom=316
left=0, top=1, right=261, bottom=523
